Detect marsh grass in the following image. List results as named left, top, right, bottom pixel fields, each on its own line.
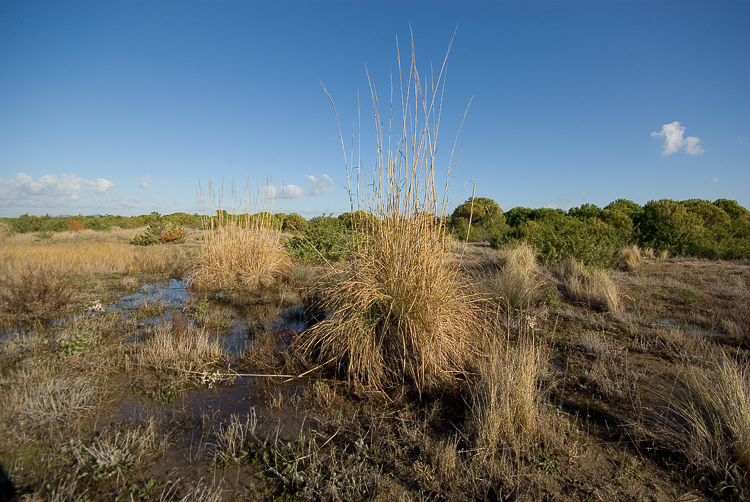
left=211, top=411, right=258, bottom=467
left=190, top=185, right=292, bottom=293
left=647, top=353, right=750, bottom=488
left=556, top=258, right=622, bottom=313
left=296, top=34, right=483, bottom=394
left=485, top=241, right=547, bottom=314
left=471, top=336, right=556, bottom=465
left=69, top=419, right=165, bottom=483
left=0, top=264, right=76, bottom=320
left=1, top=361, right=107, bottom=449
left=133, top=316, right=226, bottom=383
left=0, top=238, right=195, bottom=279
left=614, top=244, right=642, bottom=272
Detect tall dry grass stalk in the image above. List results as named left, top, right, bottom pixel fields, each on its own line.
left=189, top=182, right=292, bottom=292
left=649, top=353, right=750, bottom=484
left=556, top=258, right=622, bottom=313
left=486, top=242, right=546, bottom=314
left=471, top=336, right=553, bottom=463
left=296, top=32, right=483, bottom=394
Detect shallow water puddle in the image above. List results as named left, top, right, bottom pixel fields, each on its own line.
left=115, top=278, right=192, bottom=311
left=107, top=278, right=306, bottom=356
left=657, top=318, right=723, bottom=337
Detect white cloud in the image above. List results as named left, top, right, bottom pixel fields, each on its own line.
left=0, top=172, right=115, bottom=206
left=651, top=121, right=705, bottom=157
left=265, top=174, right=335, bottom=200
left=87, top=178, right=115, bottom=194
left=307, top=174, right=335, bottom=196
left=265, top=184, right=305, bottom=200
left=139, top=175, right=151, bottom=189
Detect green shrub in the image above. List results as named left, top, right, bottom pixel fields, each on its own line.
left=637, top=200, right=705, bottom=256
left=282, top=212, right=308, bottom=233
left=449, top=197, right=508, bottom=242
left=514, top=213, right=625, bottom=267
left=131, top=212, right=185, bottom=246
left=285, top=216, right=351, bottom=263
left=568, top=203, right=602, bottom=220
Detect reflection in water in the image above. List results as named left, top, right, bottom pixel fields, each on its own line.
left=108, top=279, right=306, bottom=356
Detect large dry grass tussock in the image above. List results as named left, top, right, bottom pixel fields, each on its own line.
left=298, top=217, right=484, bottom=394
left=556, top=258, right=622, bottom=313
left=648, top=353, right=750, bottom=485
left=189, top=186, right=292, bottom=293
left=190, top=221, right=291, bottom=292
left=296, top=34, right=484, bottom=394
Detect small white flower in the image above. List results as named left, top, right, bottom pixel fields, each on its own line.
left=88, top=300, right=104, bottom=313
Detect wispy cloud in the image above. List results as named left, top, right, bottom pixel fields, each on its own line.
left=265, top=184, right=306, bottom=200
left=307, top=174, right=335, bottom=196
left=0, top=172, right=115, bottom=207
left=139, top=175, right=151, bottom=189
left=651, top=121, right=705, bottom=157
left=265, top=174, right=335, bottom=200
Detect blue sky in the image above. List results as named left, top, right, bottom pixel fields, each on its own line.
left=1, top=0, right=748, bottom=218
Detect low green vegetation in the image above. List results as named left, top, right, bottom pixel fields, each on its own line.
left=5, top=197, right=748, bottom=266
left=447, top=197, right=750, bottom=266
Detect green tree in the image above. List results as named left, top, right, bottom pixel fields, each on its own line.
left=568, top=203, right=602, bottom=220
left=282, top=212, right=308, bottom=233
left=450, top=197, right=507, bottom=242
left=637, top=200, right=704, bottom=256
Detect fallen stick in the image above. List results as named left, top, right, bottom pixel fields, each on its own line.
left=282, top=357, right=337, bottom=383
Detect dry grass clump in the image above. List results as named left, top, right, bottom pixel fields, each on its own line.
left=470, top=336, right=555, bottom=465
left=556, top=258, right=622, bottom=313
left=133, top=317, right=226, bottom=379
left=0, top=264, right=76, bottom=320
left=295, top=34, right=483, bottom=394
left=299, top=218, right=484, bottom=393
left=614, top=244, right=642, bottom=271
left=190, top=188, right=292, bottom=292
left=485, top=242, right=546, bottom=313
left=646, top=353, right=750, bottom=488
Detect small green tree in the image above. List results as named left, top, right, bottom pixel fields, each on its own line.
left=282, top=212, right=308, bottom=233
left=568, top=203, right=602, bottom=220
left=637, top=200, right=704, bottom=256
left=450, top=197, right=507, bottom=242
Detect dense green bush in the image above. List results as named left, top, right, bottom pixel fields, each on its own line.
left=512, top=212, right=625, bottom=267
left=637, top=199, right=705, bottom=256
left=568, top=203, right=602, bottom=220
left=131, top=212, right=185, bottom=246
left=285, top=215, right=351, bottom=263
left=449, top=197, right=508, bottom=242
left=282, top=212, right=308, bottom=233
left=337, top=210, right=378, bottom=231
